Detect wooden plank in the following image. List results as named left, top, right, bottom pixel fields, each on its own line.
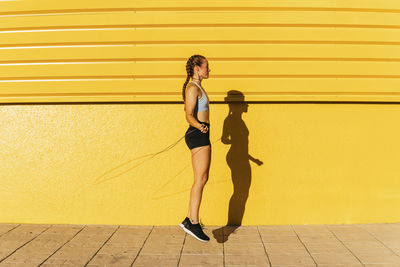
left=2, top=61, right=400, bottom=78
left=130, top=61, right=400, bottom=76
left=1, top=11, right=400, bottom=29
left=1, top=78, right=400, bottom=93
left=1, top=28, right=400, bottom=46
left=0, top=45, right=133, bottom=61
left=2, top=93, right=400, bottom=103
left=0, top=62, right=133, bottom=78
left=0, top=0, right=399, bottom=13
left=1, top=45, right=399, bottom=62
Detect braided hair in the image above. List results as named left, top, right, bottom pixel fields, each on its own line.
left=182, top=55, right=206, bottom=101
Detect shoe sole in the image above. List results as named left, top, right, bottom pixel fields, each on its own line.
left=179, top=223, right=209, bottom=242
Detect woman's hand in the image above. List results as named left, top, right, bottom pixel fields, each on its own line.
left=199, top=123, right=209, bottom=133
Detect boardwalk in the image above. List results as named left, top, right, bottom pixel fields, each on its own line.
left=0, top=223, right=399, bottom=266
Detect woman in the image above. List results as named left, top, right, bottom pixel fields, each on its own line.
left=179, top=55, right=211, bottom=242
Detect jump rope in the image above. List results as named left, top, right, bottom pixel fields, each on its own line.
left=92, top=124, right=221, bottom=186
left=67, top=124, right=221, bottom=211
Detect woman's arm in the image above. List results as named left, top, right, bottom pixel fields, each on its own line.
left=185, top=84, right=204, bottom=130
left=248, top=154, right=263, bottom=166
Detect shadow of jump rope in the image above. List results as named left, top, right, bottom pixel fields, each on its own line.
left=92, top=128, right=224, bottom=200
left=68, top=129, right=226, bottom=211
left=92, top=132, right=189, bottom=186
left=150, top=136, right=229, bottom=200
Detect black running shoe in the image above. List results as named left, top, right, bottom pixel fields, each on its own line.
left=180, top=218, right=210, bottom=242
left=179, top=217, right=191, bottom=230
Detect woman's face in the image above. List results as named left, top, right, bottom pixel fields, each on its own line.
left=195, top=59, right=211, bottom=79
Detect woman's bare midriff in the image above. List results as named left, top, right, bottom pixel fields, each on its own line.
left=196, top=110, right=209, bottom=124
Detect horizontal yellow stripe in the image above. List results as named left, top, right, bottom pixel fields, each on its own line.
left=1, top=78, right=400, bottom=94
left=2, top=58, right=400, bottom=64
left=2, top=75, right=400, bottom=80
left=1, top=28, right=400, bottom=46
left=2, top=41, right=400, bottom=47
left=3, top=94, right=400, bottom=104
left=1, top=0, right=400, bottom=14
left=2, top=61, right=400, bottom=77
left=1, top=45, right=399, bottom=61
left=1, top=11, right=400, bottom=30
left=4, top=91, right=400, bottom=96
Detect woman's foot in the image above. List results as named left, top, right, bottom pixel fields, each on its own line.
left=179, top=217, right=191, bottom=229
left=179, top=217, right=210, bottom=242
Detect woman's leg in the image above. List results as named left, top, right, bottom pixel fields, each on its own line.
left=187, top=145, right=211, bottom=224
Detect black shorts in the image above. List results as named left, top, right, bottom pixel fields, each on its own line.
left=185, top=121, right=211, bottom=150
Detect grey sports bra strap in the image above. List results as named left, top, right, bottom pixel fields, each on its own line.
left=190, top=81, right=201, bottom=89
left=190, top=81, right=205, bottom=97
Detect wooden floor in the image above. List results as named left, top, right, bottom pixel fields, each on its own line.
left=0, top=223, right=399, bottom=266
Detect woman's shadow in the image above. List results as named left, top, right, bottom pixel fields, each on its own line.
left=212, top=91, right=263, bottom=243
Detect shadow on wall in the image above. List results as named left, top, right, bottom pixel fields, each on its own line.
left=212, top=90, right=263, bottom=244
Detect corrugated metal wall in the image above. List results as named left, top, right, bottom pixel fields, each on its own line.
left=1, top=0, right=400, bottom=103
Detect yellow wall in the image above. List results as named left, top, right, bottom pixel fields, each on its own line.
left=0, top=0, right=399, bottom=225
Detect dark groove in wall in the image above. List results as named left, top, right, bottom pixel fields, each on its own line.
left=1, top=75, right=400, bottom=81
left=2, top=101, right=400, bottom=105
left=2, top=91, right=400, bottom=97
left=2, top=57, right=400, bottom=64
left=2, top=40, right=400, bottom=48
left=1, top=7, right=400, bottom=16
left=2, top=23, right=400, bottom=31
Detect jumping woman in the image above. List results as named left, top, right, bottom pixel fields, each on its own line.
left=179, top=55, right=211, bottom=242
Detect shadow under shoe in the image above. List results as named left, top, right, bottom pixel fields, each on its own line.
left=212, top=225, right=240, bottom=243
